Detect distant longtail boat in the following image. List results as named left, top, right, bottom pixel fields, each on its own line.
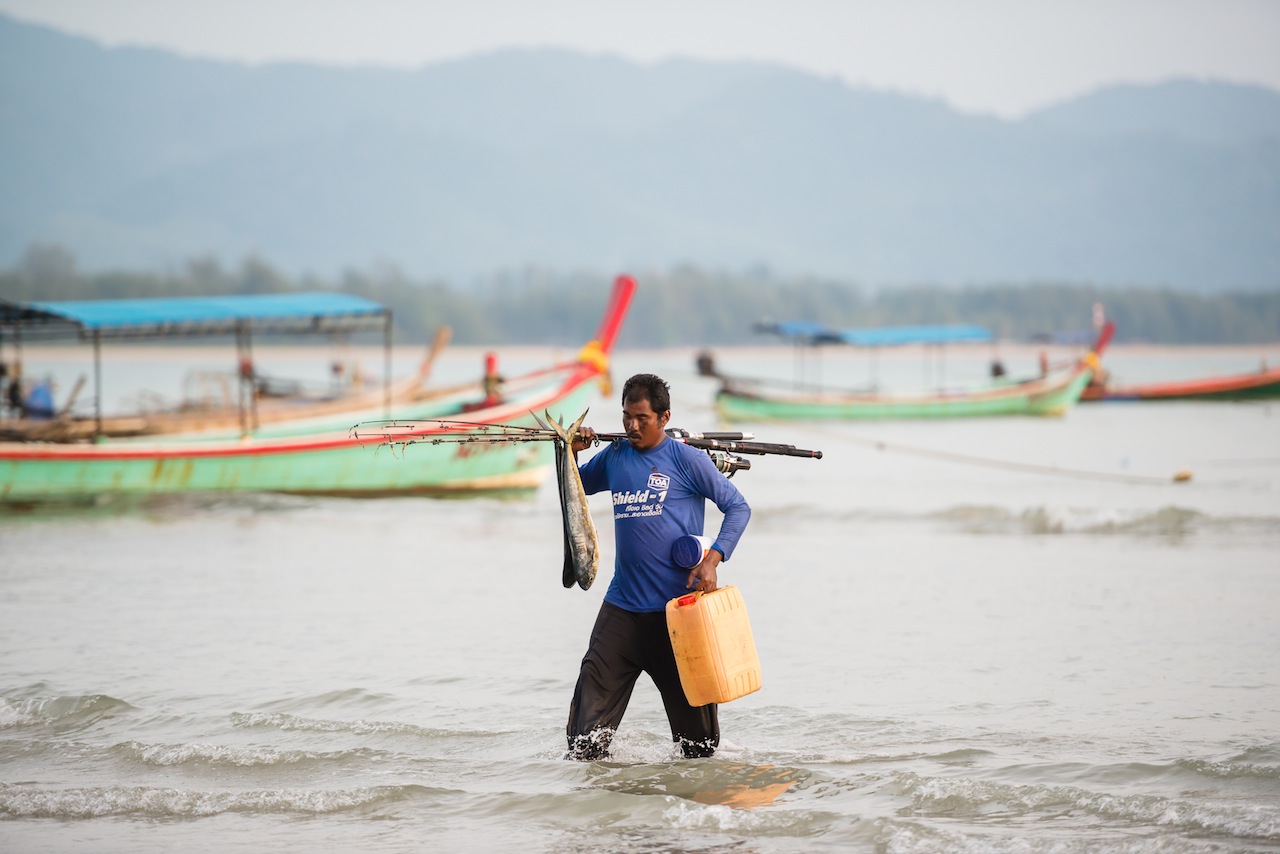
left=1080, top=361, right=1280, bottom=402
left=713, top=320, right=1112, bottom=421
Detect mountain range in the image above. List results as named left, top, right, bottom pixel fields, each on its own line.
left=2, top=13, right=1278, bottom=291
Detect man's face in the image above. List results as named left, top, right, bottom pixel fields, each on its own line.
left=621, top=395, right=669, bottom=451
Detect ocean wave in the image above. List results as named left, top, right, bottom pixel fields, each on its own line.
left=930, top=504, right=1280, bottom=538
left=0, top=782, right=449, bottom=819
left=229, top=711, right=477, bottom=739
left=876, top=818, right=1236, bottom=854
left=0, top=491, right=322, bottom=523
left=1178, top=747, right=1280, bottom=783
left=892, top=771, right=1280, bottom=841
left=753, top=502, right=1280, bottom=540
left=662, top=798, right=833, bottom=835
left=0, top=693, right=134, bottom=730
left=255, top=687, right=398, bottom=710
left=111, top=739, right=386, bottom=769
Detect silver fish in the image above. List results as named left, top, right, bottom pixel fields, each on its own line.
left=535, top=408, right=599, bottom=591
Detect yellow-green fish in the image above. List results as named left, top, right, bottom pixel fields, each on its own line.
left=536, top=408, right=599, bottom=591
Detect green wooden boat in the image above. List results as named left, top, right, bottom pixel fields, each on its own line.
left=714, top=320, right=1111, bottom=421
left=0, top=277, right=635, bottom=504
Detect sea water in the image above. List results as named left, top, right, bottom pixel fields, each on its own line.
left=1, top=345, right=1278, bottom=852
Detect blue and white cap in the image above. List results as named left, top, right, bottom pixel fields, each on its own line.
left=671, top=534, right=713, bottom=568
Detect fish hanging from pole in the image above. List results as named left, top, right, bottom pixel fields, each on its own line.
left=534, top=409, right=600, bottom=591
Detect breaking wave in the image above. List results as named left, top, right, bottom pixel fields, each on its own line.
left=229, top=711, right=481, bottom=740
left=111, top=740, right=386, bottom=769
left=891, top=770, right=1280, bottom=841
left=1177, top=746, right=1280, bottom=783
left=0, top=782, right=449, bottom=819
left=0, top=693, right=134, bottom=730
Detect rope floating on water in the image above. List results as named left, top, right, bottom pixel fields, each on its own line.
left=732, top=418, right=1192, bottom=486
left=854, top=435, right=1192, bottom=485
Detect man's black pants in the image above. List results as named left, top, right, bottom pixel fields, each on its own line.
left=566, top=601, right=719, bottom=760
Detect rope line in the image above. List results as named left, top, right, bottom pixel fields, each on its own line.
left=724, top=416, right=1192, bottom=486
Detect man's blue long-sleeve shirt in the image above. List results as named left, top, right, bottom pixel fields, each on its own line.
left=579, top=436, right=751, bottom=613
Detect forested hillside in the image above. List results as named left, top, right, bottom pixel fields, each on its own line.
left=3, top=248, right=1276, bottom=346
left=4, top=14, right=1279, bottom=289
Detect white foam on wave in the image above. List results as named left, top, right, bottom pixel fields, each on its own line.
left=1179, top=755, right=1280, bottom=782
left=0, top=698, right=30, bottom=728
left=663, top=798, right=792, bottom=833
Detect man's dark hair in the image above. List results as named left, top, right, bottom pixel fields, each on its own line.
left=621, top=373, right=671, bottom=413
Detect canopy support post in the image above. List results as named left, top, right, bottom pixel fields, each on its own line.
left=383, top=310, right=392, bottom=417
left=236, top=322, right=249, bottom=438
left=93, top=330, right=103, bottom=440
left=246, top=325, right=258, bottom=432
left=12, top=324, right=22, bottom=416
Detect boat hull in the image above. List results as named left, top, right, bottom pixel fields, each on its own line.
left=1081, top=366, right=1280, bottom=402
left=716, top=368, right=1093, bottom=421
left=0, top=375, right=596, bottom=503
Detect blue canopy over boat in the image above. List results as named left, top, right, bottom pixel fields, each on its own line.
left=837, top=324, right=992, bottom=346
left=757, top=320, right=993, bottom=347
left=753, top=320, right=843, bottom=343
left=0, top=292, right=390, bottom=339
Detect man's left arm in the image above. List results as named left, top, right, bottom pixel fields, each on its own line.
left=685, top=453, right=752, bottom=592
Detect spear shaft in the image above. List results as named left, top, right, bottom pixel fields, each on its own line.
left=349, top=420, right=823, bottom=460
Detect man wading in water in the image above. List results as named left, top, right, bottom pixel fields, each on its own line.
left=565, top=373, right=751, bottom=760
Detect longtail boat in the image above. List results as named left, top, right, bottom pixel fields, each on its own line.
left=1081, top=362, right=1280, bottom=402
left=0, top=276, right=635, bottom=504
left=714, top=320, right=1112, bottom=421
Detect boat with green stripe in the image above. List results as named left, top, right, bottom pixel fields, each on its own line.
left=713, top=320, right=1111, bottom=421
left=0, top=276, right=635, bottom=504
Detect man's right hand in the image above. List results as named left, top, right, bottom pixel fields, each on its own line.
left=571, top=426, right=596, bottom=454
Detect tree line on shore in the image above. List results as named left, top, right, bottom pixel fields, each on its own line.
left=2, top=245, right=1277, bottom=347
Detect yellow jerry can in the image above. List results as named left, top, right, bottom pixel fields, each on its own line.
left=665, top=585, right=762, bottom=706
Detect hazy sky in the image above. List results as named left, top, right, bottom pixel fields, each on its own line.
left=2, top=0, right=1278, bottom=117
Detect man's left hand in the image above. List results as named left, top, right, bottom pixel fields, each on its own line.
left=686, top=549, right=722, bottom=593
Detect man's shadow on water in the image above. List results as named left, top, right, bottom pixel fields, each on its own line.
left=581, top=758, right=806, bottom=809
